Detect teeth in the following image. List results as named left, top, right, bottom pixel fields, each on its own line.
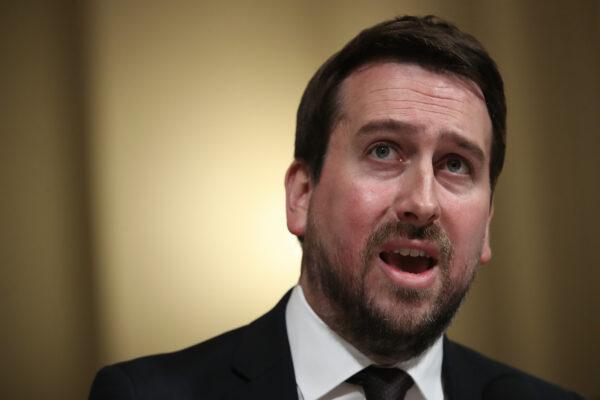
left=410, top=249, right=422, bottom=257
left=392, top=248, right=426, bottom=257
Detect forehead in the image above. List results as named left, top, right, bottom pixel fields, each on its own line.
left=335, top=61, right=492, bottom=151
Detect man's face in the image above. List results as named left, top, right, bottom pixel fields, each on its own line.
left=285, top=62, right=493, bottom=363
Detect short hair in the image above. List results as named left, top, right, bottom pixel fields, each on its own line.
left=294, top=15, right=506, bottom=190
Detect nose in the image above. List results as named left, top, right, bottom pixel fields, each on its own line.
left=393, top=163, right=440, bottom=227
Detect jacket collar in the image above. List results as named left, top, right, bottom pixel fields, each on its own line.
left=227, top=290, right=298, bottom=400
left=442, top=336, right=478, bottom=400
left=442, top=336, right=511, bottom=400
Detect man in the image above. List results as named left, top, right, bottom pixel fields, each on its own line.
left=90, top=16, right=582, bottom=399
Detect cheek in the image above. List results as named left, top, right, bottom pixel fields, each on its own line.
left=314, top=177, right=394, bottom=250
left=345, top=184, right=390, bottom=228
left=443, top=197, right=490, bottom=268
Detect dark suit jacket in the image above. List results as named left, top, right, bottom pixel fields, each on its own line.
left=90, top=292, right=582, bottom=399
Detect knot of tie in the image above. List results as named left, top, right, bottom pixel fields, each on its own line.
left=347, top=366, right=414, bottom=400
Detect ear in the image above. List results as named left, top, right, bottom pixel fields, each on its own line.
left=479, top=203, right=494, bottom=265
left=285, top=160, right=312, bottom=237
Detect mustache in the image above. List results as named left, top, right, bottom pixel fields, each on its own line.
left=363, top=221, right=453, bottom=263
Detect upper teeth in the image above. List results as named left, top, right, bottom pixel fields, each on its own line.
left=393, top=248, right=426, bottom=257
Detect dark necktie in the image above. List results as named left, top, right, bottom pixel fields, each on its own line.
left=347, top=366, right=414, bottom=400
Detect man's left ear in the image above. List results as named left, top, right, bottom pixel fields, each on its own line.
left=285, top=160, right=312, bottom=238
left=480, top=204, right=494, bottom=265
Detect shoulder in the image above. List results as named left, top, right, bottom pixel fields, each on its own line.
left=89, top=327, right=248, bottom=400
left=443, top=338, right=583, bottom=399
left=89, top=291, right=294, bottom=400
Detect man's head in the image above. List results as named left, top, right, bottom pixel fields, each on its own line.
left=285, top=16, right=505, bottom=364
left=294, top=15, right=505, bottom=191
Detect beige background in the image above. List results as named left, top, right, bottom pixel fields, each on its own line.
left=1, top=1, right=598, bottom=399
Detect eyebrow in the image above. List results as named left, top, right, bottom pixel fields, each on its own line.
left=356, top=118, right=486, bottom=163
left=357, top=119, right=419, bottom=137
left=439, top=131, right=486, bottom=164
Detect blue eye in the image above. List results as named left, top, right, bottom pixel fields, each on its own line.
left=445, top=157, right=470, bottom=174
left=371, top=144, right=395, bottom=160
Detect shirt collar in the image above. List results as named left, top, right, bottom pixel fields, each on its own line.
left=285, top=285, right=444, bottom=400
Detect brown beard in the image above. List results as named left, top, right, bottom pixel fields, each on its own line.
left=301, top=217, right=476, bottom=364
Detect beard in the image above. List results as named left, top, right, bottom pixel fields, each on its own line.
left=301, top=216, right=478, bottom=364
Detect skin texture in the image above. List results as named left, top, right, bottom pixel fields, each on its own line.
left=285, top=62, right=494, bottom=364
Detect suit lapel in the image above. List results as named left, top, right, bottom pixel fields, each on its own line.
left=442, top=337, right=490, bottom=400
left=226, top=290, right=298, bottom=400
left=443, top=337, right=475, bottom=400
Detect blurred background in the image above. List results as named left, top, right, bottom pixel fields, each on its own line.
left=1, top=0, right=599, bottom=398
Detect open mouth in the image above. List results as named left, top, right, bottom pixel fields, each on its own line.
left=379, top=248, right=437, bottom=274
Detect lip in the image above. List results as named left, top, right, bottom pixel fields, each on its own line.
left=377, top=239, right=440, bottom=289
left=377, top=257, right=439, bottom=289
left=380, top=239, right=440, bottom=260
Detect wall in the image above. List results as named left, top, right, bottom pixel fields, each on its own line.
left=0, top=2, right=97, bottom=399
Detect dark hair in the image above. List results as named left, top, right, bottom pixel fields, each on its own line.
left=294, top=15, right=506, bottom=190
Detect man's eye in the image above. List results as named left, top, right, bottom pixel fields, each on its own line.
left=370, top=144, right=395, bottom=160
left=444, top=157, right=470, bottom=174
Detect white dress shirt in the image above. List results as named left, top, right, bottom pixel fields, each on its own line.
left=285, top=285, right=445, bottom=400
